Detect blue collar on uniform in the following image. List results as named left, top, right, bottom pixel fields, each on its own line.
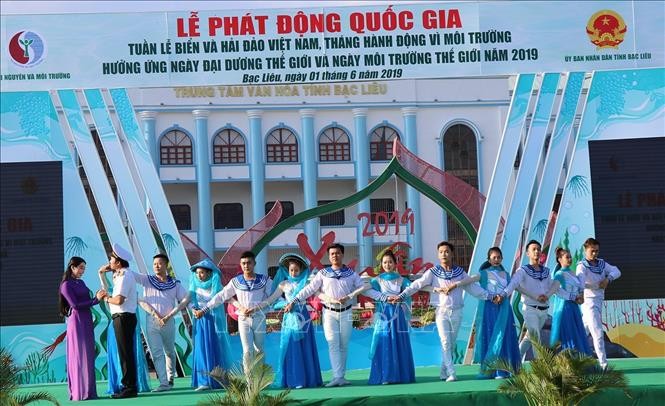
left=582, top=259, right=606, bottom=274
left=431, top=265, right=464, bottom=280
left=232, top=273, right=268, bottom=291
left=522, top=264, right=550, bottom=280
left=320, top=266, right=354, bottom=279
left=147, top=275, right=178, bottom=291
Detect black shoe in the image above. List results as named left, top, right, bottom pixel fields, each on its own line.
left=168, top=379, right=174, bottom=387
left=111, top=390, right=138, bottom=399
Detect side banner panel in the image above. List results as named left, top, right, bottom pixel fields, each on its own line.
left=545, top=68, right=665, bottom=359
left=0, top=91, right=109, bottom=383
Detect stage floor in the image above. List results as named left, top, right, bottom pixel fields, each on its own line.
left=17, top=357, right=665, bottom=405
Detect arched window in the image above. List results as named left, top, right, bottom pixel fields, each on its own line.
left=443, top=123, right=479, bottom=270
left=266, top=128, right=298, bottom=163
left=160, top=129, right=193, bottom=165
left=319, top=127, right=351, bottom=161
left=213, top=128, right=246, bottom=164
left=370, top=125, right=399, bottom=161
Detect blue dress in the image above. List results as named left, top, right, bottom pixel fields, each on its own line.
left=551, top=268, right=592, bottom=355
left=368, top=274, right=415, bottom=385
left=473, top=265, right=521, bottom=378
left=191, top=286, right=233, bottom=389
left=274, top=280, right=323, bottom=388
left=105, top=317, right=151, bottom=394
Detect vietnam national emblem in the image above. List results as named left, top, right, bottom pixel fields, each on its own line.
left=586, top=10, right=627, bottom=49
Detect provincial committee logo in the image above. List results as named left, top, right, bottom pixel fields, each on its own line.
left=586, top=10, right=627, bottom=49
left=8, top=30, right=46, bottom=67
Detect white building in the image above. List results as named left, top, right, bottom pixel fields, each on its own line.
left=130, top=76, right=536, bottom=272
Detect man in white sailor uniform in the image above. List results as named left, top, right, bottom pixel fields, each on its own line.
left=500, top=240, right=561, bottom=360
left=132, top=253, right=187, bottom=392
left=390, top=241, right=490, bottom=382
left=576, top=237, right=621, bottom=369
left=197, top=251, right=272, bottom=375
left=285, top=243, right=384, bottom=387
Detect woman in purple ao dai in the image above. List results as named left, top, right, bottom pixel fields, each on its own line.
left=59, top=256, right=106, bottom=401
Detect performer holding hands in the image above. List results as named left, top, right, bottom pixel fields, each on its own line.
left=367, top=250, right=415, bottom=385
left=550, top=247, right=591, bottom=355
left=496, top=240, right=562, bottom=361
left=255, top=253, right=323, bottom=389
left=284, top=243, right=384, bottom=387
left=59, top=256, right=106, bottom=401
left=472, top=247, right=521, bottom=379
left=389, top=241, right=492, bottom=382
left=195, top=251, right=272, bottom=376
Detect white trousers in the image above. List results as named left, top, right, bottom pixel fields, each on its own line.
left=434, top=307, right=463, bottom=378
left=582, top=297, right=607, bottom=368
left=145, top=316, right=176, bottom=386
left=519, top=304, right=549, bottom=359
left=238, top=312, right=266, bottom=374
left=322, top=308, right=353, bottom=379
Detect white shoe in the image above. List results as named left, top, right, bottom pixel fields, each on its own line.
left=195, top=385, right=210, bottom=391
left=494, top=375, right=506, bottom=380
left=339, top=378, right=351, bottom=386
left=445, top=375, right=457, bottom=382
left=295, top=385, right=303, bottom=389
left=325, top=378, right=341, bottom=387
left=152, top=384, right=171, bottom=392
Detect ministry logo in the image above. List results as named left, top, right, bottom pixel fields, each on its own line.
left=8, top=30, right=46, bottom=67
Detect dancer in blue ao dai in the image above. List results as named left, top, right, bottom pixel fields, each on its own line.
left=472, top=247, right=521, bottom=379
left=367, top=250, right=415, bottom=385
left=258, top=253, right=322, bottom=389
left=550, top=248, right=592, bottom=355
left=105, top=320, right=152, bottom=394
left=170, top=258, right=233, bottom=391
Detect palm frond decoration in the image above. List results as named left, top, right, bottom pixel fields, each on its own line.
left=65, top=236, right=88, bottom=258
left=161, top=233, right=179, bottom=254
left=198, top=353, right=290, bottom=406
left=490, top=341, right=629, bottom=406
left=532, top=219, right=548, bottom=241
left=0, top=347, right=60, bottom=406
left=566, top=175, right=590, bottom=198
left=176, top=322, right=193, bottom=375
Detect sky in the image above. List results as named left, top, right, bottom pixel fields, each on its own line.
left=0, top=1, right=437, bottom=15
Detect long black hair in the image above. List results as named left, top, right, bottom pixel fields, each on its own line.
left=59, top=256, right=86, bottom=318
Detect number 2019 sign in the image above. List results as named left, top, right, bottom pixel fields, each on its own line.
left=357, top=208, right=415, bottom=237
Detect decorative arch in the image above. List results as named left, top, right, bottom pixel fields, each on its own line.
left=250, top=139, right=485, bottom=254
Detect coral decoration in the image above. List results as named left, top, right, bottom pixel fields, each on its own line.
left=646, top=301, right=665, bottom=331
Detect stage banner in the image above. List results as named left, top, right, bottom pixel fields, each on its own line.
left=1, top=1, right=663, bottom=91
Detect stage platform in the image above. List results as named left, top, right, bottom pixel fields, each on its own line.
left=17, top=357, right=665, bottom=405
